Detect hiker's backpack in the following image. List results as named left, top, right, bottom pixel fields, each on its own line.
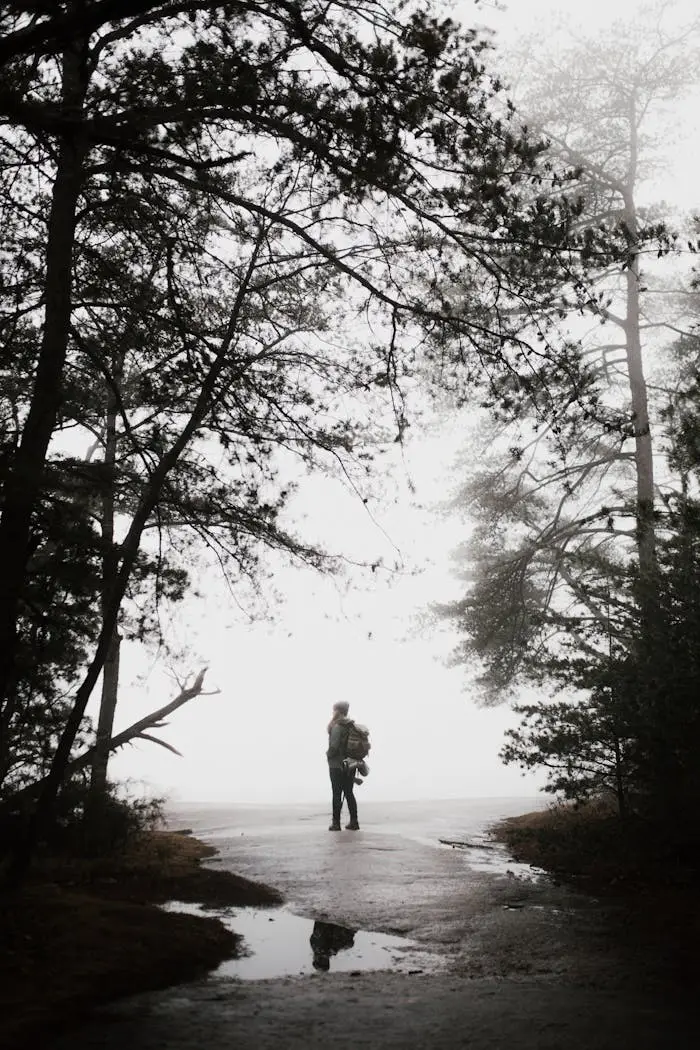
left=345, top=721, right=371, bottom=760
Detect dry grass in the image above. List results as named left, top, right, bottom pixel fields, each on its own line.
left=494, top=799, right=700, bottom=888
left=492, top=801, right=700, bottom=988
left=0, top=830, right=282, bottom=1050
left=34, top=829, right=283, bottom=908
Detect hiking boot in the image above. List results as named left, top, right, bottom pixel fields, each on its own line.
left=328, top=822, right=341, bottom=831
left=345, top=821, right=360, bottom=830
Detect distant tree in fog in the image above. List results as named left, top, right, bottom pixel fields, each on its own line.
left=439, top=2, right=700, bottom=700
left=438, top=5, right=700, bottom=822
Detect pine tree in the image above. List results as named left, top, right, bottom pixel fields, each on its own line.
left=0, top=1, right=590, bottom=863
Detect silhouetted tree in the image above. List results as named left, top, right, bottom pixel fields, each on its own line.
left=0, top=1, right=592, bottom=868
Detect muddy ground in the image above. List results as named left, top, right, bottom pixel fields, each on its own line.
left=45, top=803, right=694, bottom=1049
left=1, top=831, right=283, bottom=1049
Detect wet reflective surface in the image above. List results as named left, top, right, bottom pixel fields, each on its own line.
left=163, top=903, right=445, bottom=979
left=448, top=842, right=548, bottom=881
left=309, top=919, right=356, bottom=971
left=165, top=799, right=556, bottom=955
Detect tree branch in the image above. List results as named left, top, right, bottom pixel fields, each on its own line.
left=2, top=667, right=217, bottom=807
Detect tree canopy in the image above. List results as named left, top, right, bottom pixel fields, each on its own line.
left=436, top=3, right=700, bottom=819
left=0, top=0, right=599, bottom=866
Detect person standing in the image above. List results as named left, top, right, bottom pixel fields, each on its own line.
left=326, top=701, right=360, bottom=831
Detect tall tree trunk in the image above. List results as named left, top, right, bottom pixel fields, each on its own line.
left=622, top=98, right=658, bottom=628
left=85, top=368, right=122, bottom=845
left=625, top=253, right=656, bottom=576
left=7, top=238, right=265, bottom=881
left=89, top=632, right=121, bottom=797
left=0, top=34, right=89, bottom=756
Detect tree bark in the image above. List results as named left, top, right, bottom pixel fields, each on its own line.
left=88, top=630, right=121, bottom=797
left=85, top=360, right=122, bottom=841
left=0, top=33, right=89, bottom=751
left=8, top=237, right=264, bottom=879
left=625, top=253, right=657, bottom=577
left=622, top=95, right=658, bottom=627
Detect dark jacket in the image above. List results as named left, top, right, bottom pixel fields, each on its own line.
left=327, top=717, right=351, bottom=770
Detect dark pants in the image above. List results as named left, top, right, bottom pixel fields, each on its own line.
left=329, top=767, right=357, bottom=824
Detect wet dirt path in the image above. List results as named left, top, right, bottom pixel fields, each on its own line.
left=49, top=805, right=692, bottom=1049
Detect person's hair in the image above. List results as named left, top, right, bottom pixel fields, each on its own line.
left=327, top=701, right=349, bottom=732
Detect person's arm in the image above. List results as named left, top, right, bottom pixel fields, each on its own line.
left=327, top=722, right=346, bottom=760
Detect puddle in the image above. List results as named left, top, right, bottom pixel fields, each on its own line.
left=163, top=903, right=445, bottom=979
left=436, top=835, right=548, bottom=881
left=465, top=848, right=548, bottom=880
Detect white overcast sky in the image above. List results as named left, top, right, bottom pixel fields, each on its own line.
left=102, top=0, right=700, bottom=806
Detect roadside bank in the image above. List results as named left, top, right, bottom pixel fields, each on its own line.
left=0, top=830, right=281, bottom=1050
left=46, top=800, right=696, bottom=1050
left=492, top=803, right=700, bottom=989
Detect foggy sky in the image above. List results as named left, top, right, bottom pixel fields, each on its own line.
left=101, top=0, right=700, bottom=807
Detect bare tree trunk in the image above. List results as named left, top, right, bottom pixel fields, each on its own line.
left=89, top=635, right=121, bottom=797
left=622, top=101, right=658, bottom=625
left=0, top=33, right=88, bottom=752
left=625, top=257, right=656, bottom=563
left=85, top=363, right=122, bottom=843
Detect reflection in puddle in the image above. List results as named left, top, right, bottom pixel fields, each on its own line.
left=310, top=920, right=356, bottom=971
left=163, top=903, right=444, bottom=979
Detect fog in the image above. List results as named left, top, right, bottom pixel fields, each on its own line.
left=100, top=0, right=700, bottom=807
